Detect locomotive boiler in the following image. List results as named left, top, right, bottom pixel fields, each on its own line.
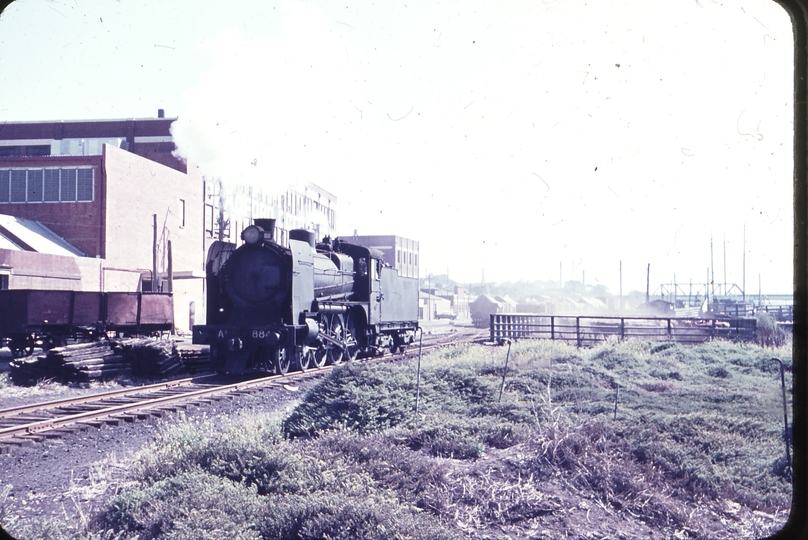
left=192, top=219, right=419, bottom=374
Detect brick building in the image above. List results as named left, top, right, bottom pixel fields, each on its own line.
left=0, top=113, right=338, bottom=332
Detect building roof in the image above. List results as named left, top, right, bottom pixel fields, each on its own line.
left=471, top=294, right=501, bottom=307
left=0, top=213, right=84, bottom=256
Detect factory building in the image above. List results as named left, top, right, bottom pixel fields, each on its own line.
left=342, top=235, right=419, bottom=279
left=0, top=113, right=338, bottom=332
left=203, top=177, right=337, bottom=254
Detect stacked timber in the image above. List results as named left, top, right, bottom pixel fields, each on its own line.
left=8, top=341, right=130, bottom=386
left=176, top=343, right=210, bottom=373
left=113, top=338, right=184, bottom=378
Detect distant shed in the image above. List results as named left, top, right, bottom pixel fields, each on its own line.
left=470, top=294, right=503, bottom=327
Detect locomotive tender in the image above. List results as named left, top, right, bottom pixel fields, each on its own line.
left=192, top=219, right=419, bottom=374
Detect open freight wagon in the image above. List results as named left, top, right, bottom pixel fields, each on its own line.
left=0, top=290, right=173, bottom=357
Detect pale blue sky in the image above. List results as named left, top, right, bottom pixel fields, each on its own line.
left=0, top=0, right=794, bottom=294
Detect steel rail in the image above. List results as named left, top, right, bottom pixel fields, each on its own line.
left=0, top=371, right=311, bottom=441
left=0, top=375, right=216, bottom=419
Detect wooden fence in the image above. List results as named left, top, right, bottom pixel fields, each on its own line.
left=490, top=313, right=757, bottom=346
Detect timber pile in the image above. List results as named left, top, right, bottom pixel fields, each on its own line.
left=8, top=339, right=192, bottom=385
left=113, top=338, right=184, bottom=378
left=9, top=341, right=129, bottom=386
left=176, top=343, right=210, bottom=373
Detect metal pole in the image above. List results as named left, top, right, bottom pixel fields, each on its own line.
left=613, top=383, right=619, bottom=420
left=498, top=340, right=512, bottom=403
left=711, top=234, right=714, bottom=297
left=414, top=327, right=424, bottom=418
left=772, top=358, right=792, bottom=480
left=167, top=240, right=174, bottom=294
left=152, top=214, right=158, bottom=292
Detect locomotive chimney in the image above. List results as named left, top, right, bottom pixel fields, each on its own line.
left=254, top=218, right=276, bottom=242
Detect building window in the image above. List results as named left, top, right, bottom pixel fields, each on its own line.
left=77, top=169, right=93, bottom=201
left=0, top=171, right=8, bottom=203
left=180, top=199, right=186, bottom=228
left=26, top=145, right=50, bottom=156
left=0, top=167, right=94, bottom=203
left=10, top=170, right=26, bottom=202
left=44, top=169, right=59, bottom=201
left=61, top=169, right=77, bottom=201
left=205, top=203, right=214, bottom=237
left=26, top=169, right=43, bottom=202
left=0, top=273, right=8, bottom=290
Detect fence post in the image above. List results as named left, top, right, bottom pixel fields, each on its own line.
left=576, top=317, right=581, bottom=347
left=620, top=318, right=625, bottom=340
left=771, top=358, right=792, bottom=480
left=668, top=318, right=672, bottom=340
left=414, top=327, right=424, bottom=419
left=613, top=383, right=619, bottom=420
left=551, top=316, right=555, bottom=341
left=498, top=340, right=512, bottom=403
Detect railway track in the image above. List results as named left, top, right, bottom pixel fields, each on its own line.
left=0, top=326, right=482, bottom=454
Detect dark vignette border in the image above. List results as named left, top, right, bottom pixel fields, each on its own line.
left=774, top=2, right=807, bottom=540
left=0, top=0, right=804, bottom=538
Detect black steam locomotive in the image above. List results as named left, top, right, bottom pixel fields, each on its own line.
left=192, top=219, right=419, bottom=374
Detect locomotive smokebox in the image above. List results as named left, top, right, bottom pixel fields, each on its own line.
left=290, top=229, right=316, bottom=248
left=254, top=218, right=276, bottom=242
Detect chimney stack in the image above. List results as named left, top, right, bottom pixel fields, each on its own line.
left=254, top=218, right=276, bottom=242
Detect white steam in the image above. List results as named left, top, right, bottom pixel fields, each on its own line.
left=170, top=2, right=360, bottom=204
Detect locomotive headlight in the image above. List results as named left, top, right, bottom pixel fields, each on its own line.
left=241, top=225, right=264, bottom=245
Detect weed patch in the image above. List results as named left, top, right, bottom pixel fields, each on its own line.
left=23, top=337, right=791, bottom=539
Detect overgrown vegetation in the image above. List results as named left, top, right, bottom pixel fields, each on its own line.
left=757, top=312, right=788, bottom=347
left=3, top=338, right=793, bottom=539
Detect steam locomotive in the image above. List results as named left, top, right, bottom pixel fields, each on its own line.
left=192, top=219, right=419, bottom=374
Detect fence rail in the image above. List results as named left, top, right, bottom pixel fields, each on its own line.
left=490, top=313, right=757, bottom=345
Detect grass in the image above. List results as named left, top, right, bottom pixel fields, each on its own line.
left=2, top=338, right=793, bottom=539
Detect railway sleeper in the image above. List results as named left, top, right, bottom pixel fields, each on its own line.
left=77, top=420, right=105, bottom=429
left=5, top=437, right=36, bottom=447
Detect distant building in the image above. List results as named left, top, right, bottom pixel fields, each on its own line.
left=343, top=234, right=419, bottom=279
left=469, top=294, right=503, bottom=327
left=204, top=178, right=337, bottom=256
left=419, top=291, right=451, bottom=321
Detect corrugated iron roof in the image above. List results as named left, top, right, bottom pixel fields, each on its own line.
left=0, top=213, right=84, bottom=256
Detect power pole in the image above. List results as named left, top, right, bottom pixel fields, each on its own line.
left=710, top=234, right=714, bottom=297
left=152, top=214, right=158, bottom=292
left=723, top=235, right=727, bottom=296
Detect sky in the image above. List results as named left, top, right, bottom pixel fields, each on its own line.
left=0, top=0, right=795, bottom=295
